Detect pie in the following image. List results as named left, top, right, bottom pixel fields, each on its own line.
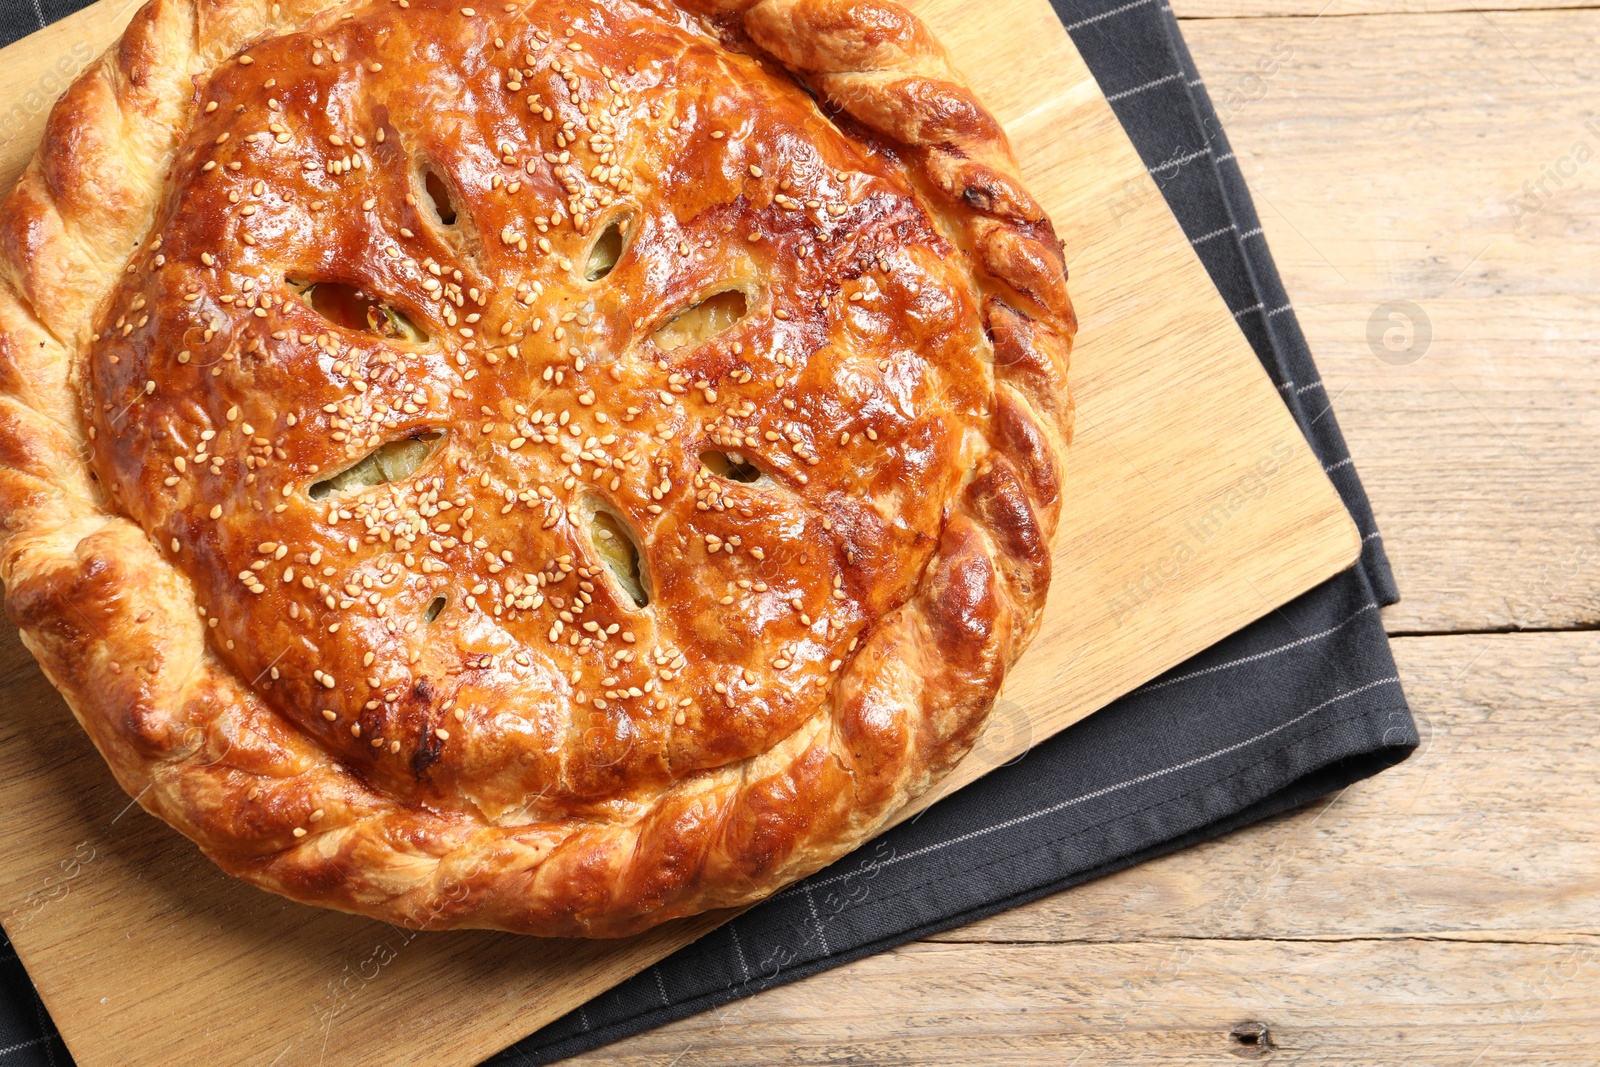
left=0, top=0, right=1074, bottom=937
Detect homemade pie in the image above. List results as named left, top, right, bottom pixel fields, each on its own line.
left=0, top=0, right=1074, bottom=936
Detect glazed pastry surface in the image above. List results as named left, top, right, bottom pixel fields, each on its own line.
left=0, top=0, right=1073, bottom=936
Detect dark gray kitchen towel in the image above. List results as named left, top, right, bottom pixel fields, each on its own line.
left=0, top=1, right=1416, bottom=1064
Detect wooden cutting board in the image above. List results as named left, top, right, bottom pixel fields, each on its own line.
left=0, top=1, right=1363, bottom=1064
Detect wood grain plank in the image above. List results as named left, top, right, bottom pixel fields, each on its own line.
left=1181, top=11, right=1600, bottom=633
left=574, top=630, right=1600, bottom=1064
left=561, top=938, right=1600, bottom=1064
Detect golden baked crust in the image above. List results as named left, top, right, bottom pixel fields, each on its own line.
left=0, top=0, right=1073, bottom=936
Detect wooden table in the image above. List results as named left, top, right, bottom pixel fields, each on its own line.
left=0, top=1, right=1591, bottom=1062
left=550, top=2, right=1600, bottom=1062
